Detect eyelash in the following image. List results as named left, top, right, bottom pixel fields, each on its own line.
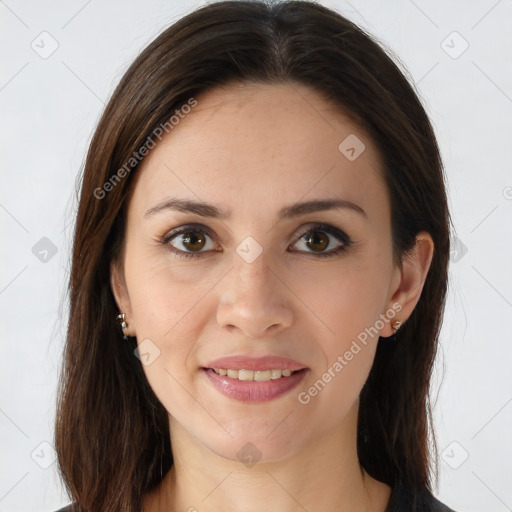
left=159, top=223, right=353, bottom=260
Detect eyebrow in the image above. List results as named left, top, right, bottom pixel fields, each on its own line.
left=143, top=197, right=366, bottom=220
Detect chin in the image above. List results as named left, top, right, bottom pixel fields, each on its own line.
left=201, top=423, right=308, bottom=467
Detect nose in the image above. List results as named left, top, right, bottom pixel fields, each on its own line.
left=216, top=251, right=294, bottom=339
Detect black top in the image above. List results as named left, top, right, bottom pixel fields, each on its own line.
left=53, top=481, right=457, bottom=512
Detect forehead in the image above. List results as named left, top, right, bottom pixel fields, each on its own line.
left=129, top=81, right=389, bottom=224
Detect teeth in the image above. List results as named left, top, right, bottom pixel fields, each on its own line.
left=212, top=368, right=297, bottom=381
left=239, top=369, right=254, bottom=381
left=254, top=370, right=271, bottom=381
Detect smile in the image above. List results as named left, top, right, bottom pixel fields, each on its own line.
left=211, top=368, right=296, bottom=380
left=202, top=367, right=308, bottom=402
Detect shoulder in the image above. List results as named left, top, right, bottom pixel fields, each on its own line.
left=385, top=481, right=458, bottom=512
left=427, top=493, right=457, bottom=512
left=53, top=503, right=76, bottom=512
left=54, top=488, right=459, bottom=512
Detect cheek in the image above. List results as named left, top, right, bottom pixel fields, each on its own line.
left=125, top=259, right=212, bottom=422
left=294, top=282, right=382, bottom=434
left=126, top=249, right=214, bottom=337
left=290, top=257, right=388, bottom=410
left=291, top=254, right=389, bottom=344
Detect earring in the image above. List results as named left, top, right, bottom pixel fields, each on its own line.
left=116, top=313, right=129, bottom=340
left=381, top=320, right=403, bottom=342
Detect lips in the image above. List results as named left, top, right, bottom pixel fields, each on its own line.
left=201, top=355, right=309, bottom=402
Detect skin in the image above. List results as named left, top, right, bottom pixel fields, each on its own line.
left=110, top=81, right=434, bottom=512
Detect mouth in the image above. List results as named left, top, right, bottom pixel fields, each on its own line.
left=201, top=355, right=309, bottom=401
left=205, top=367, right=305, bottom=381
left=203, top=355, right=307, bottom=372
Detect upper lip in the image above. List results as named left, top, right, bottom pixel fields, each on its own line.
left=203, top=355, right=307, bottom=372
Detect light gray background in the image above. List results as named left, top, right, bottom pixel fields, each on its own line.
left=1, top=1, right=511, bottom=511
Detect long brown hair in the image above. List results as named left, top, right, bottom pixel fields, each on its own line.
left=55, top=1, right=452, bottom=510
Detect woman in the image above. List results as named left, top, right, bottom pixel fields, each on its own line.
left=54, top=1, right=457, bottom=511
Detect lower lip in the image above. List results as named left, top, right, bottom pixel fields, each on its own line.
left=202, top=368, right=308, bottom=402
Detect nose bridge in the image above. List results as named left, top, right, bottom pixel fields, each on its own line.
left=216, top=241, right=293, bottom=337
left=231, top=231, right=275, bottom=288
left=230, top=243, right=277, bottom=305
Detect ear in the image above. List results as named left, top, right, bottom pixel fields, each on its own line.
left=380, top=231, right=434, bottom=336
left=110, top=259, right=135, bottom=336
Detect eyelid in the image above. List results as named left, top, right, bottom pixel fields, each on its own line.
left=291, top=222, right=349, bottom=243
left=161, top=223, right=215, bottom=244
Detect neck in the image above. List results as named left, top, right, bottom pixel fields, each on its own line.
left=143, top=402, right=391, bottom=512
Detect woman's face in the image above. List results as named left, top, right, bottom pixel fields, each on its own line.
left=111, top=81, right=406, bottom=463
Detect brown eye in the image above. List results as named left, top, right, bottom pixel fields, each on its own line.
left=181, top=231, right=207, bottom=251
left=163, top=226, right=217, bottom=258
left=304, top=231, right=329, bottom=252
left=162, top=223, right=352, bottom=260
left=291, top=223, right=352, bottom=258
